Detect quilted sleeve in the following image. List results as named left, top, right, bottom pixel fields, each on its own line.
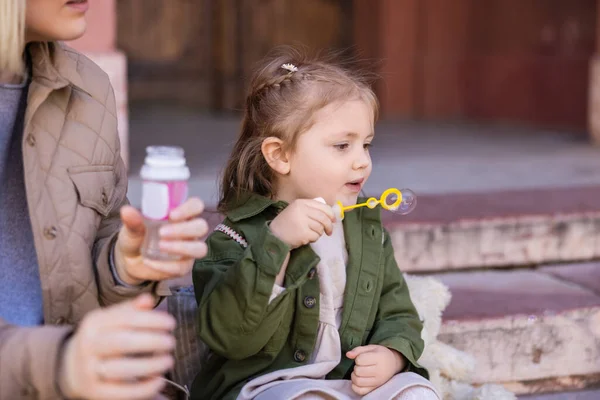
left=0, top=318, right=72, bottom=400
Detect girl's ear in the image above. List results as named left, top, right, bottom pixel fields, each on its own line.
left=261, top=137, right=291, bottom=175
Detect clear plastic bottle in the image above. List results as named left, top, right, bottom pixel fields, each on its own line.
left=140, top=146, right=190, bottom=261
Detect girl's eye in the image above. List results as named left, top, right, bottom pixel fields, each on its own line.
left=364, top=142, right=373, bottom=149
left=334, top=143, right=350, bottom=151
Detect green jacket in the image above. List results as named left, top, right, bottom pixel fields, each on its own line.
left=191, top=194, right=427, bottom=400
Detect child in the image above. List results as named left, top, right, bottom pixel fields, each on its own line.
left=191, top=47, right=439, bottom=400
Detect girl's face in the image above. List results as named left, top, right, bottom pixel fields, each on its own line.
left=25, top=0, right=88, bottom=42
left=278, top=99, right=375, bottom=206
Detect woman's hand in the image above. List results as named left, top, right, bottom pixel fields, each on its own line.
left=114, top=198, right=208, bottom=285
left=58, top=294, right=176, bottom=400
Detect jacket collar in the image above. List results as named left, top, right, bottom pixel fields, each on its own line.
left=28, top=42, right=90, bottom=96
left=225, top=192, right=287, bottom=222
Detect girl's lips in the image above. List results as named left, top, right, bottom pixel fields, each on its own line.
left=345, top=178, right=365, bottom=193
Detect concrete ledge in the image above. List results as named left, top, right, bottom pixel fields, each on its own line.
left=391, top=212, right=600, bottom=272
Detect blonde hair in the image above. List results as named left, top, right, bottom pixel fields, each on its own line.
left=218, top=46, right=379, bottom=213
left=0, top=0, right=26, bottom=75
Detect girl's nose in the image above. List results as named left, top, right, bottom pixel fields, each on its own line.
left=353, top=150, right=371, bottom=170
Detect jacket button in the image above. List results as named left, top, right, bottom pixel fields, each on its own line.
left=101, top=190, right=108, bottom=205
left=26, top=134, right=36, bottom=147
left=303, top=296, right=316, bottom=308
left=307, top=268, right=316, bottom=279
left=43, top=226, right=58, bottom=240
left=293, top=349, right=306, bottom=362
left=364, top=280, right=373, bottom=293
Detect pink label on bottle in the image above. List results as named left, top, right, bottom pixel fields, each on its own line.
left=142, top=180, right=188, bottom=220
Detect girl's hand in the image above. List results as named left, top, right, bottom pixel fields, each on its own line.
left=269, top=198, right=336, bottom=249
left=346, top=344, right=407, bottom=395
left=114, top=198, right=208, bottom=285
left=58, top=294, right=176, bottom=400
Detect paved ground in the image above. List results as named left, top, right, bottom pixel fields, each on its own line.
left=126, top=103, right=600, bottom=209
left=520, top=389, right=600, bottom=399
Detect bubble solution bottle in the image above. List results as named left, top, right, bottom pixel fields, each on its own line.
left=140, top=146, right=190, bottom=261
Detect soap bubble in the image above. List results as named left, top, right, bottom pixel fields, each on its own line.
left=388, top=189, right=417, bottom=215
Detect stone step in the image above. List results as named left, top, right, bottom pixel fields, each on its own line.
left=435, top=262, right=600, bottom=396
left=385, top=186, right=600, bottom=272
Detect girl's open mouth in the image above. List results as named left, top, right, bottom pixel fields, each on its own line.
left=345, top=178, right=364, bottom=193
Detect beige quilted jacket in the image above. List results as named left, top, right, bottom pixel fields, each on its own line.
left=0, top=43, right=158, bottom=399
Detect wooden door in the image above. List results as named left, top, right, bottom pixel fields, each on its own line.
left=117, top=0, right=351, bottom=111
left=354, top=0, right=597, bottom=129
left=462, top=0, right=596, bottom=129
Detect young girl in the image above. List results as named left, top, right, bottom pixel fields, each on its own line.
left=192, top=48, right=439, bottom=400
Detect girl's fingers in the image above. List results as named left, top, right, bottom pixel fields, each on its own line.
left=351, top=372, right=379, bottom=389
left=308, top=210, right=333, bottom=236
left=352, top=365, right=377, bottom=378
left=354, top=351, right=379, bottom=366
left=351, top=383, right=376, bottom=396
left=307, top=220, right=325, bottom=237
left=307, top=201, right=336, bottom=222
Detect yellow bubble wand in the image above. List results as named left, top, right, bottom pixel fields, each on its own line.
left=335, top=188, right=417, bottom=220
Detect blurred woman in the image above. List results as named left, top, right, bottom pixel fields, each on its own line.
left=0, top=1, right=208, bottom=398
